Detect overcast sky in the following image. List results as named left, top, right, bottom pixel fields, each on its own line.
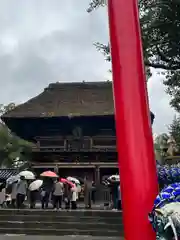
left=0, top=0, right=175, bottom=134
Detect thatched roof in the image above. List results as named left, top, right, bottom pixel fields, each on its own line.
left=2, top=81, right=114, bottom=118
left=2, top=81, right=155, bottom=123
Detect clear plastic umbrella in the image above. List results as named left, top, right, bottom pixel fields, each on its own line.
left=29, top=180, right=43, bottom=191
left=6, top=175, right=20, bottom=185
left=67, top=176, right=80, bottom=184
left=108, top=175, right=120, bottom=182
left=19, top=170, right=35, bottom=180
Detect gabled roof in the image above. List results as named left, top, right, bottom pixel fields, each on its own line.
left=2, top=81, right=114, bottom=118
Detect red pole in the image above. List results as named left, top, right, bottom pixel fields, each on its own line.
left=107, top=1, right=158, bottom=240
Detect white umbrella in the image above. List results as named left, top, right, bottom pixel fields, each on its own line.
left=108, top=175, right=120, bottom=182
left=6, top=175, right=20, bottom=185
left=29, top=180, right=43, bottom=191
left=19, top=170, right=35, bottom=180
left=67, top=176, right=80, bottom=184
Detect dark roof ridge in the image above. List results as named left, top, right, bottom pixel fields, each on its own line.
left=46, top=81, right=112, bottom=90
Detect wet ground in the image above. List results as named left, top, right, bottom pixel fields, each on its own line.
left=34, top=202, right=107, bottom=210
left=2, top=236, right=122, bottom=240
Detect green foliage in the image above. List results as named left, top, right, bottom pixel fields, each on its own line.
left=0, top=104, right=33, bottom=168
left=0, top=103, right=16, bottom=115
left=87, top=0, right=180, bottom=111
left=168, top=115, right=180, bottom=151
left=154, top=133, right=169, bottom=159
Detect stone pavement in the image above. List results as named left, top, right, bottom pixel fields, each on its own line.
left=1, top=236, right=122, bottom=240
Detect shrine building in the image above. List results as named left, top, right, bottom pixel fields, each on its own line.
left=1, top=81, right=154, bottom=183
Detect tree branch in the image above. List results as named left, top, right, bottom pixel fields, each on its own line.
left=144, top=60, right=180, bottom=70
left=87, top=0, right=107, bottom=13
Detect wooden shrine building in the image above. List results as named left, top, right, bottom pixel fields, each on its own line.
left=1, top=81, right=154, bottom=183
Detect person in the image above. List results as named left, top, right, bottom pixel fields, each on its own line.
left=109, top=177, right=118, bottom=210
left=71, top=182, right=77, bottom=210
left=91, top=181, right=96, bottom=204
left=5, top=194, right=11, bottom=207
left=117, top=184, right=121, bottom=210
left=84, top=176, right=92, bottom=209
left=11, top=181, right=18, bottom=208
left=16, top=176, right=27, bottom=209
left=52, top=179, right=64, bottom=210
left=41, top=179, right=53, bottom=209
left=0, top=186, right=5, bottom=208
left=64, top=183, right=71, bottom=210
left=40, top=187, right=46, bottom=209
left=29, top=189, right=38, bottom=209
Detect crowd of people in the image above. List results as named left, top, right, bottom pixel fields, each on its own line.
left=0, top=173, right=122, bottom=211
left=0, top=175, right=95, bottom=210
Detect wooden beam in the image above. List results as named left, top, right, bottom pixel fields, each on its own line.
left=31, top=162, right=118, bottom=168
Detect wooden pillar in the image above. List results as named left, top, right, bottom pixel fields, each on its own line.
left=95, top=165, right=100, bottom=185
left=54, top=164, right=59, bottom=175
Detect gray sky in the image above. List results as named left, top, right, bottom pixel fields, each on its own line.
left=0, top=0, right=175, bottom=134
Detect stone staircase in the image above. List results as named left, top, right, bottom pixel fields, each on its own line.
left=0, top=209, right=124, bottom=237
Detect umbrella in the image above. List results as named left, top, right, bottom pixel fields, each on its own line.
left=76, top=184, right=81, bottom=193
left=40, top=171, right=58, bottom=178
left=108, top=175, right=120, bottom=182
left=102, top=179, right=110, bottom=186
left=6, top=175, right=20, bottom=185
left=67, top=176, right=80, bottom=184
left=29, top=180, right=43, bottom=191
left=19, top=170, right=35, bottom=180
left=60, top=178, right=75, bottom=187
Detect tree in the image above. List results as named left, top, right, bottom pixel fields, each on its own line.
left=154, top=133, right=169, bottom=161
left=0, top=103, right=16, bottom=115
left=168, top=115, right=180, bottom=152
left=0, top=104, right=33, bottom=168
left=87, top=0, right=180, bottom=110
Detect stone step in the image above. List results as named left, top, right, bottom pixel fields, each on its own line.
left=0, top=215, right=122, bottom=224
left=0, top=221, right=124, bottom=232
left=0, top=209, right=122, bottom=218
left=0, top=210, right=124, bottom=236
left=0, top=228, right=121, bottom=236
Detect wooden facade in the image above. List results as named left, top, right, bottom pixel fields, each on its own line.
left=33, top=135, right=116, bottom=152
left=31, top=130, right=118, bottom=182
